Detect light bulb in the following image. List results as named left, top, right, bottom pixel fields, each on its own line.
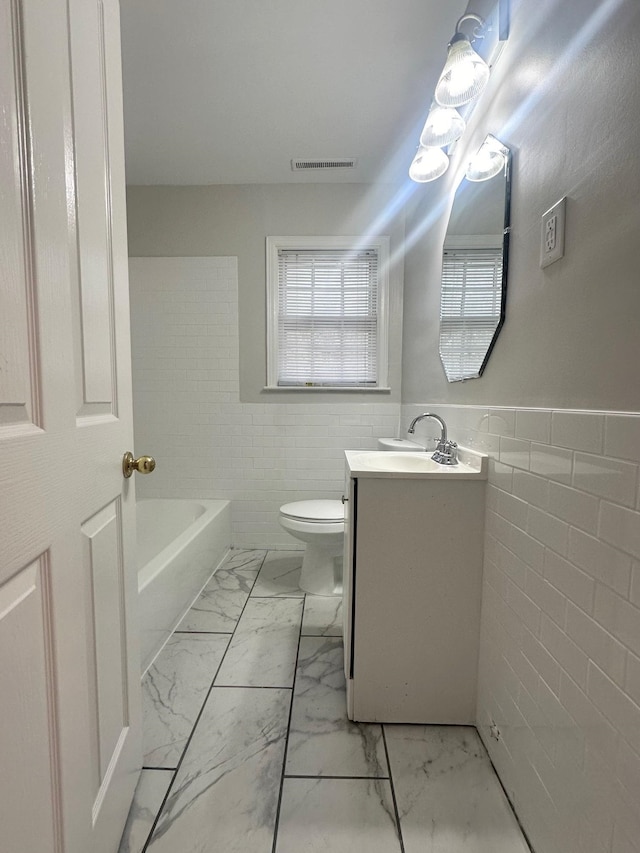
left=466, top=136, right=507, bottom=181
left=409, top=146, right=449, bottom=183
left=435, top=35, right=490, bottom=108
left=419, top=104, right=465, bottom=148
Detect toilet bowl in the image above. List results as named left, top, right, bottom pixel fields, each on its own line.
left=278, top=499, right=344, bottom=596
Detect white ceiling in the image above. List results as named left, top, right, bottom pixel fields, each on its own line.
left=120, top=0, right=469, bottom=185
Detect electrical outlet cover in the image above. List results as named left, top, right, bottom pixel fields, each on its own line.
left=540, top=197, right=566, bottom=268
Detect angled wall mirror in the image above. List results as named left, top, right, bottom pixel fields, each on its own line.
left=439, top=135, right=511, bottom=382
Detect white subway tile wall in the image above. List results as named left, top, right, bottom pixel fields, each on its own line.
left=129, top=257, right=400, bottom=548
left=403, top=403, right=640, bottom=853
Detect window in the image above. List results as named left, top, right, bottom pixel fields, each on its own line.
left=266, top=236, right=390, bottom=389
left=439, top=245, right=504, bottom=382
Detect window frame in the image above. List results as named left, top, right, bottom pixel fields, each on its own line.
left=266, top=235, right=390, bottom=391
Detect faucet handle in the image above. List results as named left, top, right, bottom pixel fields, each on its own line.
left=431, top=440, right=458, bottom=466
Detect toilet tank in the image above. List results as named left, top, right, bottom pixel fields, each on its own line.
left=377, top=438, right=425, bottom=452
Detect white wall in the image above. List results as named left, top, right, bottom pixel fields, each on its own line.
left=126, top=182, right=406, bottom=404
left=129, top=257, right=399, bottom=548
left=400, top=1, right=640, bottom=852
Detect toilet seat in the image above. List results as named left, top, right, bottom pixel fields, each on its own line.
left=280, top=499, right=344, bottom=524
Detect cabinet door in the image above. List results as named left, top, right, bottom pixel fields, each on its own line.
left=351, top=477, right=484, bottom=724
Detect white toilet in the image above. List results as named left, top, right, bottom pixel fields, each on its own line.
left=278, top=499, right=345, bottom=596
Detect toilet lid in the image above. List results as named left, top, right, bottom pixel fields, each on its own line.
left=280, top=499, right=344, bottom=522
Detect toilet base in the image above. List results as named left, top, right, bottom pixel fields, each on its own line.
left=299, top=544, right=343, bottom=596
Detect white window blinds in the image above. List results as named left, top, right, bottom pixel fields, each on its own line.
left=274, top=247, right=380, bottom=387
left=440, top=247, right=503, bottom=382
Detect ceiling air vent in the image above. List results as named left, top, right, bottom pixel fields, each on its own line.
left=291, top=158, right=357, bottom=171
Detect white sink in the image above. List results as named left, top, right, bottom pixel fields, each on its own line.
left=354, top=453, right=444, bottom=472
left=345, top=450, right=487, bottom=479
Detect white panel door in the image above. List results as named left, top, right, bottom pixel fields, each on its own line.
left=0, top=1, right=142, bottom=852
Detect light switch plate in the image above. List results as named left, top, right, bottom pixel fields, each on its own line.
left=540, top=197, right=566, bottom=268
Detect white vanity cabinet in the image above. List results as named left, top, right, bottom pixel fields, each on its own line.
left=343, top=450, right=487, bottom=724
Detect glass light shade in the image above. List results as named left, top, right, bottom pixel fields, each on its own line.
left=419, top=104, right=465, bottom=148
left=435, top=35, right=490, bottom=108
left=409, top=146, right=449, bottom=183
left=466, top=141, right=507, bottom=182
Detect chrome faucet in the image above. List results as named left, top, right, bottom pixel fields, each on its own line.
left=407, top=413, right=458, bottom=465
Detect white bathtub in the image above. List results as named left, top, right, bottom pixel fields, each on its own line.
left=137, top=498, right=231, bottom=673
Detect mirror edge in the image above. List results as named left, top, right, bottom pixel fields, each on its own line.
left=476, top=146, right=512, bottom=377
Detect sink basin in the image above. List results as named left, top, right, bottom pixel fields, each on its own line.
left=345, top=450, right=487, bottom=479
left=354, top=453, right=444, bottom=473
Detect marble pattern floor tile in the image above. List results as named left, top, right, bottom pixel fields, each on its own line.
left=286, top=637, right=387, bottom=778
left=117, top=769, right=173, bottom=853
left=301, top=595, right=343, bottom=636
left=123, top=549, right=530, bottom=853
left=176, top=549, right=266, bottom=632
left=223, top=548, right=268, bottom=573
left=251, top=550, right=305, bottom=598
left=146, top=687, right=290, bottom=853
left=384, top=725, right=530, bottom=853
left=142, top=633, right=230, bottom=768
left=215, top=597, right=303, bottom=687
left=275, top=778, right=402, bottom=853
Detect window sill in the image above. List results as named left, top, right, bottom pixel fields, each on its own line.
left=262, top=386, right=392, bottom=393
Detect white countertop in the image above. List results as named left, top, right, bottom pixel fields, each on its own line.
left=344, top=448, right=488, bottom=480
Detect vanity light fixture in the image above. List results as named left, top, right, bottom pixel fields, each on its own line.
left=409, top=3, right=509, bottom=185
left=465, top=133, right=508, bottom=181
left=434, top=14, right=490, bottom=108
left=419, top=103, right=466, bottom=148
left=409, top=146, right=450, bottom=183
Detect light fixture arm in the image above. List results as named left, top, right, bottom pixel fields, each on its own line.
left=453, top=13, right=485, bottom=43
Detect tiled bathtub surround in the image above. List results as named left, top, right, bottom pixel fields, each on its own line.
left=402, top=403, right=640, bottom=853
left=129, top=257, right=400, bottom=549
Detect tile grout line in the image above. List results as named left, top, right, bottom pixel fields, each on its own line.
left=251, top=595, right=305, bottom=600
left=475, top=726, right=535, bottom=853
left=270, top=588, right=306, bottom=853
left=284, top=774, right=390, bottom=780
left=141, top=766, right=178, bottom=772
left=173, top=630, right=233, bottom=635
left=140, top=549, right=270, bottom=853
left=210, top=683, right=295, bottom=690
left=173, top=547, right=270, bottom=635
left=381, top=725, right=406, bottom=853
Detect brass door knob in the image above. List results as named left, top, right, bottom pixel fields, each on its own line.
left=122, top=451, right=156, bottom=478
